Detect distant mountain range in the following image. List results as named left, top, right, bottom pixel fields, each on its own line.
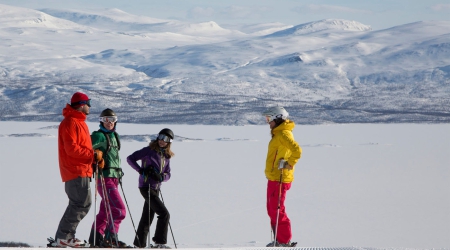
left=1, top=4, right=449, bottom=125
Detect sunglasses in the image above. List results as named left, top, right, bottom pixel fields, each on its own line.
left=78, top=100, right=91, bottom=107
left=157, top=134, right=173, bottom=143
left=265, top=116, right=273, bottom=123
left=99, top=116, right=118, bottom=123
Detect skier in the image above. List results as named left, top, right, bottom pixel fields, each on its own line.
left=262, top=106, right=302, bottom=247
left=55, top=92, right=101, bottom=247
left=89, top=108, right=129, bottom=247
left=127, top=128, right=175, bottom=249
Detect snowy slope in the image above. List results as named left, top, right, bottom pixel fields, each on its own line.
left=0, top=4, right=450, bottom=124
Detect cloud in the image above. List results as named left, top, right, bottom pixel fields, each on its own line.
left=431, top=4, right=450, bottom=11
left=293, top=4, right=371, bottom=14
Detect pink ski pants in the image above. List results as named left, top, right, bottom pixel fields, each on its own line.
left=93, top=177, right=126, bottom=235
left=266, top=180, right=292, bottom=244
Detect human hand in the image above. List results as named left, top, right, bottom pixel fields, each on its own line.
left=150, top=169, right=163, bottom=182
left=98, top=158, right=105, bottom=169
left=139, top=167, right=151, bottom=175
left=94, top=149, right=103, bottom=162
left=283, top=161, right=293, bottom=170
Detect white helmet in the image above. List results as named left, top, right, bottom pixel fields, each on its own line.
left=262, top=106, right=289, bottom=122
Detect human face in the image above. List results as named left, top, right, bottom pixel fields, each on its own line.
left=78, top=100, right=91, bottom=107
left=265, top=116, right=276, bottom=129
left=103, top=120, right=115, bottom=130
left=158, top=138, right=168, bottom=148
left=157, top=134, right=173, bottom=143
left=269, top=120, right=276, bottom=129
left=81, top=103, right=90, bottom=115
left=100, top=116, right=117, bottom=130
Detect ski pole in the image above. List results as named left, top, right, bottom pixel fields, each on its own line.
left=93, top=162, right=98, bottom=247
left=100, top=173, right=119, bottom=247
left=118, top=176, right=140, bottom=246
left=273, top=168, right=283, bottom=247
left=148, top=187, right=151, bottom=249
left=159, top=189, right=177, bottom=249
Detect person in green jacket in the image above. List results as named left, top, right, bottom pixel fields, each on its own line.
left=262, top=106, right=302, bottom=247
left=88, top=108, right=128, bottom=248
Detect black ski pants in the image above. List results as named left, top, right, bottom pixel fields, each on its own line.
left=134, top=188, right=170, bottom=247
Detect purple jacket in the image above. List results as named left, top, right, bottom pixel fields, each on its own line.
left=127, top=146, right=171, bottom=189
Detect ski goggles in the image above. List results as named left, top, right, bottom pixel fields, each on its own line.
left=265, top=116, right=273, bottom=123
left=157, top=134, right=173, bottom=143
left=99, top=116, right=118, bottom=123
left=72, top=99, right=91, bottom=107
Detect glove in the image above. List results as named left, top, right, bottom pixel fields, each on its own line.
left=97, top=158, right=105, bottom=169
left=94, top=149, right=103, bottom=162
left=92, top=158, right=105, bottom=173
left=149, top=168, right=163, bottom=182
left=283, top=161, right=293, bottom=170
left=139, top=168, right=151, bottom=175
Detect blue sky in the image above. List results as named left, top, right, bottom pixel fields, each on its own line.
left=1, top=0, right=450, bottom=30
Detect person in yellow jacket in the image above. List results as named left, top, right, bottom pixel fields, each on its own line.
left=262, top=106, right=302, bottom=247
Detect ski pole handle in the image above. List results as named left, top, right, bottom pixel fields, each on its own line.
left=278, top=159, right=286, bottom=170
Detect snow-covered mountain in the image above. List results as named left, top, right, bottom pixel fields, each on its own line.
left=1, top=4, right=449, bottom=125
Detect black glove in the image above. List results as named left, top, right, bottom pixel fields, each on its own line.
left=139, top=167, right=151, bottom=176
left=149, top=168, right=163, bottom=182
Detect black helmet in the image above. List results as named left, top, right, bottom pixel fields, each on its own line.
left=100, top=108, right=116, bottom=117
left=159, top=128, right=174, bottom=140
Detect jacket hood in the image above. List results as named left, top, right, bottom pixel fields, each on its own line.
left=62, top=103, right=86, bottom=121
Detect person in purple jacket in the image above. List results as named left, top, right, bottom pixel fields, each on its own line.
left=127, top=128, right=175, bottom=249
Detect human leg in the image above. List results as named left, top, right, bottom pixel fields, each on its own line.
left=134, top=188, right=154, bottom=248
left=149, top=190, right=170, bottom=245
left=55, top=177, right=92, bottom=243
left=266, top=180, right=292, bottom=244
left=103, top=178, right=126, bottom=234
left=101, top=178, right=127, bottom=246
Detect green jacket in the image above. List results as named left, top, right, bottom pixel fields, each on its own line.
left=265, top=119, right=302, bottom=183
left=91, top=130, right=122, bottom=179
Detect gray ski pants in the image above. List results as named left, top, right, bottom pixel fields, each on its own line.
left=55, top=177, right=92, bottom=240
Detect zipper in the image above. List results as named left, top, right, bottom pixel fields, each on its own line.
left=271, top=150, right=278, bottom=172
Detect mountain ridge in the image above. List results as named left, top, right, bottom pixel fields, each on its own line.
left=0, top=4, right=449, bottom=125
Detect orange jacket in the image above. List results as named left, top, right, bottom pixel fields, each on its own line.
left=58, top=104, right=94, bottom=182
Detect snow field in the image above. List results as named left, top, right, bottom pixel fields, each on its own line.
left=0, top=121, right=449, bottom=248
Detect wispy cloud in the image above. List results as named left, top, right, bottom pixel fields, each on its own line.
left=431, top=4, right=450, bottom=11
left=293, top=4, right=371, bottom=14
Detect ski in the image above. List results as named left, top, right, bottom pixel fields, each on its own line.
left=47, top=237, right=90, bottom=248
left=267, top=241, right=298, bottom=247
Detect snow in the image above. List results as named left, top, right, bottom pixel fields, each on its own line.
left=0, top=121, right=449, bottom=249
left=1, top=4, right=450, bottom=125
left=0, top=3, right=449, bottom=248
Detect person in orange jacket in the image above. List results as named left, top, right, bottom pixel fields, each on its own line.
left=55, top=92, right=104, bottom=248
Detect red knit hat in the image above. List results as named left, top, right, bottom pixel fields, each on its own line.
left=71, top=92, right=90, bottom=107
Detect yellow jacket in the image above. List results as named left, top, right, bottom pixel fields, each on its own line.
left=265, top=119, right=302, bottom=183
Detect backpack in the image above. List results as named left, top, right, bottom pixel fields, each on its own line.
left=98, top=130, right=122, bottom=174
left=99, top=130, right=121, bottom=154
